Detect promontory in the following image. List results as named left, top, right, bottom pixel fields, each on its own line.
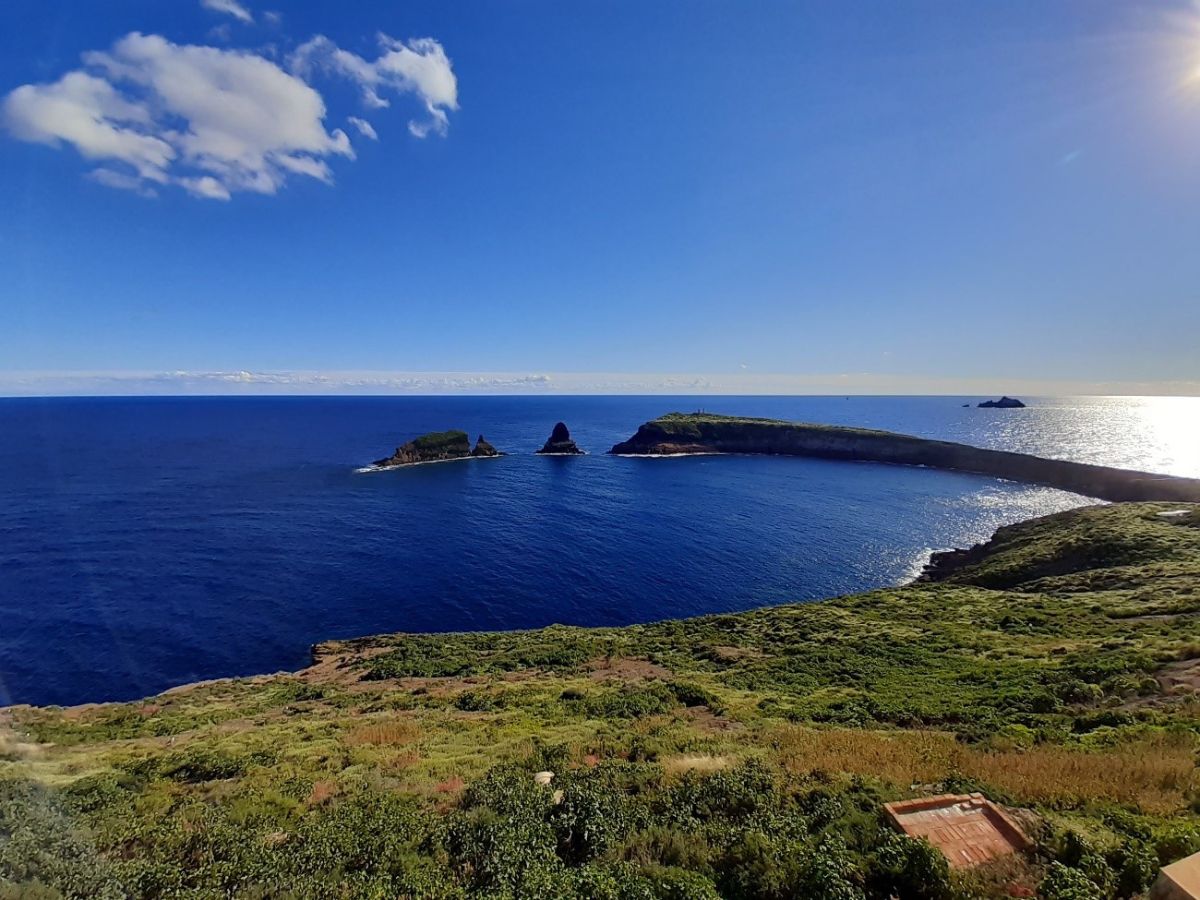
left=370, top=430, right=504, bottom=468
left=610, top=412, right=1200, bottom=503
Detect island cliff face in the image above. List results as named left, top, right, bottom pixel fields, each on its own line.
left=536, top=421, right=585, bottom=455
left=372, top=430, right=503, bottom=468
left=610, top=413, right=1200, bottom=503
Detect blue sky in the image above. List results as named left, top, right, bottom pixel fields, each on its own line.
left=2, top=1, right=1200, bottom=395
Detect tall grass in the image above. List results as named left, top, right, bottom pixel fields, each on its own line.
left=344, top=717, right=421, bottom=747
left=773, top=727, right=1198, bottom=814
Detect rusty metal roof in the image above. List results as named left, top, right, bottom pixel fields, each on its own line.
left=883, top=793, right=1033, bottom=869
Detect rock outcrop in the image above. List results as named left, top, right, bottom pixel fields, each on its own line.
left=978, top=396, right=1026, bottom=408
left=471, top=435, right=503, bottom=457
left=609, top=412, right=1200, bottom=503
left=536, top=421, right=585, bottom=455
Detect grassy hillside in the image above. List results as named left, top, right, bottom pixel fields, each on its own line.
left=2, top=504, right=1198, bottom=898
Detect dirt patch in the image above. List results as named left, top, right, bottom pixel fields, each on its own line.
left=587, top=656, right=673, bottom=682
left=709, top=645, right=765, bottom=663
left=1158, top=657, right=1200, bottom=696
left=683, top=705, right=742, bottom=733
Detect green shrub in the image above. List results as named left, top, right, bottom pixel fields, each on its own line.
left=1057, top=831, right=1115, bottom=895
left=0, top=780, right=124, bottom=900
left=665, top=760, right=780, bottom=828
left=617, top=826, right=710, bottom=871
left=1039, top=862, right=1105, bottom=900
left=551, top=772, right=640, bottom=864
left=585, top=684, right=679, bottom=719
left=866, top=832, right=952, bottom=900
left=1112, top=839, right=1158, bottom=899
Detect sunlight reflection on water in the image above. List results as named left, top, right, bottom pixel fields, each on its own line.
left=972, top=397, right=1200, bottom=477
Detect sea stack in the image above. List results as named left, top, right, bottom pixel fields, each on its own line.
left=536, top=422, right=585, bottom=455
left=471, top=435, right=503, bottom=457
left=978, top=396, right=1026, bottom=408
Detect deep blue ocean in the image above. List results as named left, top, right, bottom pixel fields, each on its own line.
left=1, top=394, right=1196, bottom=707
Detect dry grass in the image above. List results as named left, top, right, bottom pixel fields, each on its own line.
left=773, top=727, right=1198, bottom=814
left=306, top=780, right=338, bottom=807
left=662, top=754, right=731, bottom=777
left=344, top=717, right=421, bottom=747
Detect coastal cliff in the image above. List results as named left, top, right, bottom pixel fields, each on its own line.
left=372, top=430, right=503, bottom=468
left=610, top=412, right=1200, bottom=503
left=2, top=503, right=1198, bottom=897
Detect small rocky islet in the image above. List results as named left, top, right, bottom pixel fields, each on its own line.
left=369, top=422, right=587, bottom=468
left=977, top=395, right=1026, bottom=408
left=371, top=429, right=504, bottom=468
left=535, top=421, right=585, bottom=455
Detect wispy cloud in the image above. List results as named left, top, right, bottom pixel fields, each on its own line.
left=2, top=29, right=456, bottom=199
left=200, top=0, right=253, bottom=24
left=2, top=370, right=1198, bottom=397
left=347, top=116, right=378, bottom=140
left=290, top=34, right=458, bottom=138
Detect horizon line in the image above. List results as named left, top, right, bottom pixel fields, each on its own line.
left=1, top=369, right=1198, bottom=398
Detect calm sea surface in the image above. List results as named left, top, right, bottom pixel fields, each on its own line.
left=1, top=395, right=1196, bottom=706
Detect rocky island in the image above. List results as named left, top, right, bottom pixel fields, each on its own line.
left=610, top=412, right=1200, bottom=502
left=370, top=430, right=504, bottom=468
left=535, top=421, right=585, bottom=455
left=978, top=396, right=1026, bottom=408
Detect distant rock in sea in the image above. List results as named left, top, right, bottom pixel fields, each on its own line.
left=536, top=421, right=585, bottom=455
left=372, top=429, right=504, bottom=468
left=471, top=435, right=503, bottom=457
left=977, top=396, right=1026, bottom=409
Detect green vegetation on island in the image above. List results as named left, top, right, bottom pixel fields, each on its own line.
left=2, top=503, right=1199, bottom=898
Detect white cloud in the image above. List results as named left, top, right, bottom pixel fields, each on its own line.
left=347, top=116, right=377, bottom=140
left=3, top=29, right=458, bottom=199
left=201, top=0, right=253, bottom=24
left=88, top=166, right=158, bottom=196
left=178, top=175, right=231, bottom=200
left=291, top=34, right=457, bottom=138
left=4, top=71, right=174, bottom=181
left=3, top=32, right=359, bottom=199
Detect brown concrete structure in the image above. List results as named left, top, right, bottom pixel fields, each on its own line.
left=883, top=793, right=1033, bottom=869
left=1152, top=850, right=1200, bottom=900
